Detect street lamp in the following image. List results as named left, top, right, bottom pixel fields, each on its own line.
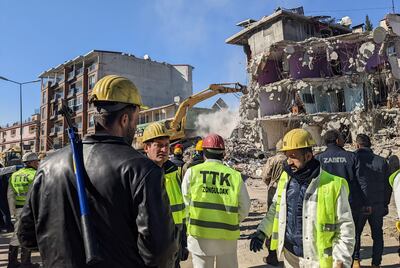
left=0, top=76, right=41, bottom=158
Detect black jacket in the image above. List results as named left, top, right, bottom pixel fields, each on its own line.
left=18, top=135, right=177, bottom=268
left=170, top=155, right=184, bottom=168
left=355, top=147, right=391, bottom=209
left=315, top=144, right=364, bottom=209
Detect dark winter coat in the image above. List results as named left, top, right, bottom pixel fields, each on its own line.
left=18, top=135, right=177, bottom=268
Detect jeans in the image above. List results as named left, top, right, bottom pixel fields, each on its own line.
left=352, top=210, right=384, bottom=265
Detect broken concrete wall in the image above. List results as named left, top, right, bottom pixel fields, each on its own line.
left=248, top=20, right=285, bottom=57
left=236, top=14, right=400, bottom=151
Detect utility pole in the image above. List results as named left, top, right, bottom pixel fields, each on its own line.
left=393, top=0, right=396, bottom=13
left=0, top=76, right=40, bottom=158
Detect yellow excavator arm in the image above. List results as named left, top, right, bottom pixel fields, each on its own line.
left=168, top=83, right=247, bottom=131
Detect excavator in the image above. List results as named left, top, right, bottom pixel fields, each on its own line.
left=134, top=82, right=247, bottom=149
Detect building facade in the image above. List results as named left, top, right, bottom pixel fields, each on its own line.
left=0, top=114, right=40, bottom=153
left=228, top=8, right=400, bottom=150
left=39, top=50, right=193, bottom=151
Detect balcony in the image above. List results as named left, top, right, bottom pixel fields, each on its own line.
left=76, top=67, right=84, bottom=77
left=67, top=71, right=75, bottom=81
left=87, top=63, right=98, bottom=73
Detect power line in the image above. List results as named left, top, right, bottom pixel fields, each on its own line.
left=306, top=7, right=391, bottom=14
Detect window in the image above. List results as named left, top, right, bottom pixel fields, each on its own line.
left=302, top=93, right=315, bottom=104
left=42, top=90, right=47, bottom=104
left=41, top=123, right=45, bottom=135
left=154, top=111, right=161, bottom=121
left=29, top=125, right=36, bottom=134
left=11, top=129, right=16, bottom=137
left=89, top=114, right=95, bottom=128
left=75, top=96, right=83, bottom=111
left=68, top=99, right=75, bottom=111
left=75, top=117, right=82, bottom=129
left=41, top=107, right=46, bottom=120
left=88, top=75, right=96, bottom=90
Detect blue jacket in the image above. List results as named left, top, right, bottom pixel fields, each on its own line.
left=284, top=158, right=320, bottom=257
left=315, top=144, right=364, bottom=209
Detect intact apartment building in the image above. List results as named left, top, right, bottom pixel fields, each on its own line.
left=227, top=7, right=400, bottom=150
left=39, top=50, right=193, bottom=151
left=0, top=113, right=40, bottom=152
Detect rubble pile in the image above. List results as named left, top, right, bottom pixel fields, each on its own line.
left=224, top=137, right=270, bottom=179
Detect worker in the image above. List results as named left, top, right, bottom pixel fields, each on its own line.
left=260, top=139, right=286, bottom=266
left=352, top=134, right=391, bottom=268
left=249, top=128, right=355, bottom=267
left=182, top=133, right=250, bottom=268
left=17, top=75, right=177, bottom=267
left=8, top=152, right=40, bottom=268
left=182, top=139, right=204, bottom=177
left=171, top=144, right=185, bottom=168
left=315, top=129, right=364, bottom=213
left=142, top=122, right=188, bottom=268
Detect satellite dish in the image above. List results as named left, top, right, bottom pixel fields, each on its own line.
left=373, top=27, right=387, bottom=44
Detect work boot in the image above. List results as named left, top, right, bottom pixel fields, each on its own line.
left=352, top=259, right=361, bottom=268
left=20, top=248, right=40, bottom=268
left=7, top=245, right=20, bottom=268
left=263, top=250, right=279, bottom=266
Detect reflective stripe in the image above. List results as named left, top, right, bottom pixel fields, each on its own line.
left=322, top=224, right=337, bottom=232
left=191, top=201, right=238, bottom=213
left=190, top=219, right=239, bottom=231
left=323, top=247, right=332, bottom=256
left=271, top=232, right=279, bottom=240
left=170, top=203, right=185, bottom=212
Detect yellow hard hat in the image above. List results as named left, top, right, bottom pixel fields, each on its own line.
left=142, top=122, right=170, bottom=143
left=396, top=221, right=400, bottom=233
left=195, top=140, right=203, bottom=151
left=174, top=147, right=183, bottom=155
left=280, top=128, right=316, bottom=151
left=90, top=75, right=143, bottom=107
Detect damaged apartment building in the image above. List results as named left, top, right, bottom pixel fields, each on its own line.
left=227, top=7, right=400, bottom=150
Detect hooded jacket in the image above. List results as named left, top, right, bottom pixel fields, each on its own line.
left=17, top=135, right=177, bottom=268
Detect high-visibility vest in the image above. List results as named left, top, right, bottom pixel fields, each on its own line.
left=10, top=167, right=36, bottom=207
left=389, top=169, right=400, bottom=187
left=165, top=168, right=185, bottom=225
left=271, top=170, right=349, bottom=268
left=187, top=161, right=242, bottom=240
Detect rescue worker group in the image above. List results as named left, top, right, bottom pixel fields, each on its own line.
left=3, top=75, right=400, bottom=268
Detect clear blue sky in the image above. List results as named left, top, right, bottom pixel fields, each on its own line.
left=0, top=0, right=393, bottom=125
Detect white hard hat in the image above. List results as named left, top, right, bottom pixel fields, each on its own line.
left=22, top=152, right=39, bottom=163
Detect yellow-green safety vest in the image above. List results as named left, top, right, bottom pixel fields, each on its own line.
left=188, top=161, right=242, bottom=240
left=271, top=170, right=349, bottom=268
left=389, top=169, right=400, bottom=187
left=10, top=167, right=36, bottom=207
left=165, top=168, right=185, bottom=225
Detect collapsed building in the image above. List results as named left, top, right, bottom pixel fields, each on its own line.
left=226, top=8, right=400, bottom=153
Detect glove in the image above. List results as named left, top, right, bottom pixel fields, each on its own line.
left=249, top=230, right=266, bottom=252
left=396, top=221, right=400, bottom=233
left=179, top=247, right=189, bottom=261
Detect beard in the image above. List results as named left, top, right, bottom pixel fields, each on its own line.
left=123, top=122, right=136, bottom=146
